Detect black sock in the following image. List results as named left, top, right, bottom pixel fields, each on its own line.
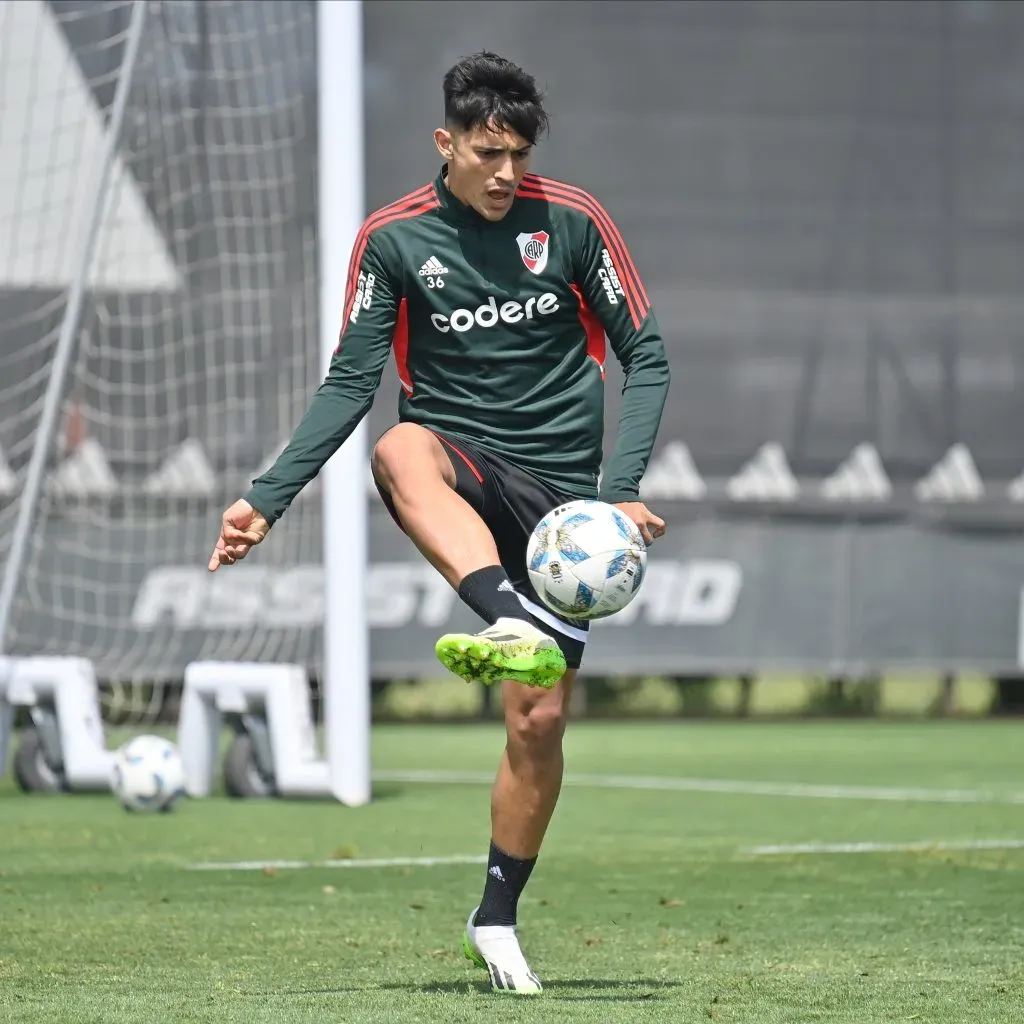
left=457, top=566, right=525, bottom=626
left=474, top=841, right=537, bottom=927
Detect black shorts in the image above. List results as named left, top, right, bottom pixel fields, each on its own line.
left=376, top=429, right=589, bottom=670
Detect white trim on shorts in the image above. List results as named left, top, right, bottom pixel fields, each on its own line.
left=516, top=593, right=589, bottom=643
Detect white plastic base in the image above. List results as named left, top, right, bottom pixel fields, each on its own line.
left=0, top=656, right=114, bottom=789
left=178, top=661, right=330, bottom=799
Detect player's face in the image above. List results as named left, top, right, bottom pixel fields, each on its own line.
left=435, top=123, right=533, bottom=222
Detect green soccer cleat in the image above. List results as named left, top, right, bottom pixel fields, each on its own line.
left=462, top=907, right=543, bottom=995
left=435, top=617, right=566, bottom=689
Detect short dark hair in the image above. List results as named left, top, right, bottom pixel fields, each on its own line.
left=443, top=52, right=549, bottom=145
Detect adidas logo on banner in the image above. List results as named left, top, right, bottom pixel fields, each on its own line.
left=914, top=444, right=984, bottom=502
left=639, top=441, right=707, bottom=500
left=1007, top=468, right=1024, bottom=503
left=418, top=256, right=449, bottom=277
left=726, top=443, right=799, bottom=502
left=143, top=439, right=216, bottom=497
left=47, top=438, right=118, bottom=498
left=819, top=444, right=892, bottom=502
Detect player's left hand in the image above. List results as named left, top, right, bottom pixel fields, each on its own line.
left=207, top=498, right=270, bottom=571
left=613, top=501, right=666, bottom=545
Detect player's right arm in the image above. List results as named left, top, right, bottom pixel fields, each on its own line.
left=208, top=232, right=399, bottom=571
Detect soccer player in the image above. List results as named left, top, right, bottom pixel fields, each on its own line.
left=207, top=52, right=670, bottom=994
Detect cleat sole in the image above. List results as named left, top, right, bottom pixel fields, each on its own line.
left=435, top=634, right=565, bottom=689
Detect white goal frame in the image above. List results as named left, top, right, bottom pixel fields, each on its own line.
left=0, top=657, right=114, bottom=789
left=177, top=661, right=327, bottom=798
left=316, top=0, right=371, bottom=806
left=0, top=0, right=371, bottom=805
left=175, top=2, right=372, bottom=805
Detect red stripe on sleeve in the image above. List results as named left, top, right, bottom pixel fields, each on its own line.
left=336, top=185, right=438, bottom=349
left=523, top=174, right=650, bottom=309
left=519, top=182, right=643, bottom=328
left=341, top=185, right=434, bottom=313
left=518, top=175, right=650, bottom=329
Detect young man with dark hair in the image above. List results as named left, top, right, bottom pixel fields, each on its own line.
left=208, top=51, right=670, bottom=994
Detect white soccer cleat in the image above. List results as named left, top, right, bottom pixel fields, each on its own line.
left=462, top=907, right=543, bottom=995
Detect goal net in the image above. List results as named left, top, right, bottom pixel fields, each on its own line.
left=0, top=0, right=327, bottom=720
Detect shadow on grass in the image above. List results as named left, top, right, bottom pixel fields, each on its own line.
left=528, top=978, right=681, bottom=1002
left=370, top=782, right=405, bottom=801
left=282, top=978, right=681, bottom=1001
left=287, top=978, right=682, bottom=1001
left=240, top=782, right=405, bottom=806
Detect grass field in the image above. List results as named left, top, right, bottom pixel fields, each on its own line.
left=2, top=721, right=1022, bottom=1022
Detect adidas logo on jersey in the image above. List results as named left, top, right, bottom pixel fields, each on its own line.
left=431, top=292, right=560, bottom=334
left=418, top=256, right=449, bottom=277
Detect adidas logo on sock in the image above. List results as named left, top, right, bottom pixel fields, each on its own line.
left=497, top=580, right=515, bottom=593
left=418, top=255, right=449, bottom=277
left=488, top=865, right=506, bottom=881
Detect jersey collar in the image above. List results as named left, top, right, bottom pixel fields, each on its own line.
left=434, top=166, right=506, bottom=226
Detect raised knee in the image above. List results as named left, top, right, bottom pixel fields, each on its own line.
left=371, top=423, right=435, bottom=491
left=507, top=699, right=567, bottom=753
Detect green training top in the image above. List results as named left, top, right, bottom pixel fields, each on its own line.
left=246, top=170, right=671, bottom=523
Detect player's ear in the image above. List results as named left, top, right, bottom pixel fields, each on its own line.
left=434, top=127, right=455, bottom=161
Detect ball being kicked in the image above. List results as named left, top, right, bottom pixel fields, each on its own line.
left=526, top=499, right=646, bottom=620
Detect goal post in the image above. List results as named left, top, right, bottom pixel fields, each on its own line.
left=318, top=0, right=371, bottom=806
left=0, top=0, right=371, bottom=803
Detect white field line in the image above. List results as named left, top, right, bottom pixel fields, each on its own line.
left=742, top=839, right=1024, bottom=856
left=188, top=854, right=487, bottom=872
left=189, top=840, right=1024, bottom=872
left=374, top=769, right=1024, bottom=806
left=189, top=775, right=1024, bottom=871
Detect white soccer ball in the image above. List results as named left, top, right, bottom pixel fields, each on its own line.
left=526, top=499, right=647, bottom=620
left=111, top=734, right=186, bottom=813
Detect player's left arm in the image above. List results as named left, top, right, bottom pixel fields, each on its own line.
left=573, top=204, right=671, bottom=543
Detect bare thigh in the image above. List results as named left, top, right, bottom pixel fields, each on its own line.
left=371, top=422, right=457, bottom=495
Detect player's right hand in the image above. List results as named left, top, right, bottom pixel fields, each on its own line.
left=207, top=499, right=270, bottom=571
left=613, top=500, right=666, bottom=546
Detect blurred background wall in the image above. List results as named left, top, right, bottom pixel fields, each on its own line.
left=0, top=0, right=1022, bottom=715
